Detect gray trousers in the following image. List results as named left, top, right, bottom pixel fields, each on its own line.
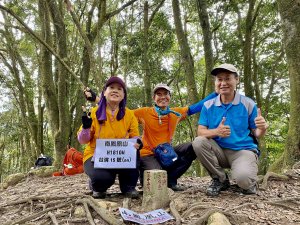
left=192, top=136, right=258, bottom=190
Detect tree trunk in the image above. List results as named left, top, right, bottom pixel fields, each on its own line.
left=46, top=0, right=70, bottom=168
left=269, top=0, right=300, bottom=172
left=143, top=1, right=152, bottom=106
left=243, top=0, right=255, bottom=99
left=196, top=0, right=214, bottom=94
left=172, top=0, right=198, bottom=104
left=39, top=0, right=60, bottom=167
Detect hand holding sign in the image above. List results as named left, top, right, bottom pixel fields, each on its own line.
left=254, top=108, right=268, bottom=130
left=217, top=117, right=231, bottom=137
left=134, top=138, right=143, bottom=150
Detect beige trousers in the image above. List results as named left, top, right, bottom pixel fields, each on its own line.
left=192, top=136, right=258, bottom=190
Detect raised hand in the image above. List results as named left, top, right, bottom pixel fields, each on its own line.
left=83, top=87, right=97, bottom=102
left=217, top=117, right=231, bottom=137
left=82, top=106, right=92, bottom=129
left=254, top=108, right=268, bottom=130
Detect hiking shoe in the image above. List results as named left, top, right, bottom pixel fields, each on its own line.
left=124, top=190, right=139, bottom=199
left=242, top=184, right=257, bottom=195
left=92, top=191, right=106, bottom=199
left=169, top=184, right=186, bottom=192
left=206, top=178, right=230, bottom=196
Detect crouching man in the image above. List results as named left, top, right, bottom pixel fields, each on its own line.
left=192, top=63, right=268, bottom=196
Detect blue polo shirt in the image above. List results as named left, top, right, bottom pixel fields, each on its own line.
left=199, top=92, right=258, bottom=150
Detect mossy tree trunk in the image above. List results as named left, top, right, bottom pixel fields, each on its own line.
left=269, top=0, right=300, bottom=172
left=196, top=0, right=214, bottom=95
left=172, top=0, right=198, bottom=105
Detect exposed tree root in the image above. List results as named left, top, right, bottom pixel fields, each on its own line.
left=191, top=208, right=221, bottom=225
left=76, top=197, right=124, bottom=225
left=267, top=202, right=296, bottom=211
left=225, top=197, right=300, bottom=213
left=122, top=197, right=131, bottom=209
left=3, top=200, right=74, bottom=225
left=170, top=200, right=181, bottom=225
left=260, top=172, right=289, bottom=190
left=0, top=194, right=86, bottom=208
left=48, top=212, right=58, bottom=225
left=182, top=204, right=210, bottom=218
left=224, top=202, right=254, bottom=213
left=82, top=201, right=95, bottom=225
left=60, top=218, right=89, bottom=223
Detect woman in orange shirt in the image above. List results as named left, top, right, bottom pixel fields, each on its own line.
left=78, top=76, right=142, bottom=199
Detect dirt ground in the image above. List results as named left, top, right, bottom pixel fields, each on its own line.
left=0, top=169, right=299, bottom=225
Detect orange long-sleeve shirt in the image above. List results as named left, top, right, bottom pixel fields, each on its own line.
left=133, top=107, right=188, bottom=157
left=78, top=106, right=139, bottom=162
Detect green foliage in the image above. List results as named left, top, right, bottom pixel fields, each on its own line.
left=119, top=11, right=175, bottom=83
left=266, top=141, right=285, bottom=165
left=0, top=0, right=295, bottom=176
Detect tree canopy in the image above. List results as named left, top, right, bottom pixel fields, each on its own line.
left=0, top=0, right=299, bottom=181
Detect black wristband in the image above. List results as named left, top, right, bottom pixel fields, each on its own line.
left=136, top=138, right=143, bottom=150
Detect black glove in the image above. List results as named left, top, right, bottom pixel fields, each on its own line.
left=136, top=138, right=143, bottom=150
left=82, top=111, right=92, bottom=129
left=84, top=87, right=97, bottom=102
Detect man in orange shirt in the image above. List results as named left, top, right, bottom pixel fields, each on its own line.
left=134, top=84, right=195, bottom=191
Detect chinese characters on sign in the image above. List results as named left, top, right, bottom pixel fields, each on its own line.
left=94, top=139, right=137, bottom=169
left=119, top=208, right=174, bottom=224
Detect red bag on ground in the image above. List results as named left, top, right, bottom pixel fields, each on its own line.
left=53, top=147, right=84, bottom=176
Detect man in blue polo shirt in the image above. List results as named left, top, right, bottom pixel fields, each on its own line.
left=192, top=63, right=268, bottom=196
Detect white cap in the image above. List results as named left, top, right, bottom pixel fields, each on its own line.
left=152, top=83, right=171, bottom=95
left=211, top=63, right=239, bottom=76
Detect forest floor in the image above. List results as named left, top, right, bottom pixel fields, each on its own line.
left=0, top=167, right=299, bottom=225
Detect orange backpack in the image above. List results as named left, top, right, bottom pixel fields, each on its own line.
left=53, top=147, right=84, bottom=176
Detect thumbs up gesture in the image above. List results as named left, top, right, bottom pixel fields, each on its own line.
left=217, top=117, right=231, bottom=137
left=255, top=108, right=268, bottom=130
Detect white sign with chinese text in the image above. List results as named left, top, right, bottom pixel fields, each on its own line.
left=94, top=139, right=137, bottom=169
left=119, top=208, right=174, bottom=224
